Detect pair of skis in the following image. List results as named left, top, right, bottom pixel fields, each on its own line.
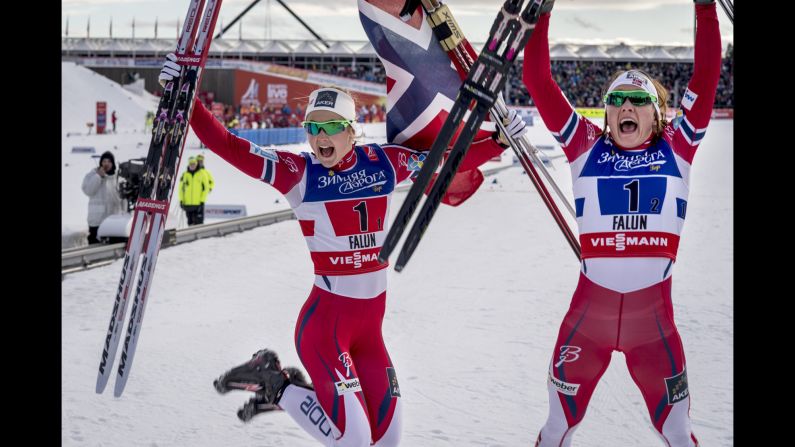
left=380, top=0, right=579, bottom=271
left=96, top=0, right=223, bottom=397
left=716, top=0, right=733, bottom=24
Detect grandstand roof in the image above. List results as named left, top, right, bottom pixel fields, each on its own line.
left=326, top=41, right=355, bottom=56
left=293, top=41, right=324, bottom=55
left=606, top=43, right=644, bottom=61
left=209, top=39, right=232, bottom=53
left=668, top=46, right=695, bottom=61
left=226, top=39, right=263, bottom=54
left=549, top=43, right=578, bottom=60
left=576, top=45, right=611, bottom=60
left=134, top=39, right=161, bottom=52
left=637, top=46, right=676, bottom=62
left=155, top=39, right=176, bottom=52
left=105, top=38, right=132, bottom=52
left=61, top=38, right=704, bottom=63
left=65, top=38, right=95, bottom=52
left=260, top=40, right=292, bottom=54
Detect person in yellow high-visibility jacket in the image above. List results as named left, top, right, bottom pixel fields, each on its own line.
left=196, top=153, right=215, bottom=193
left=179, top=156, right=210, bottom=225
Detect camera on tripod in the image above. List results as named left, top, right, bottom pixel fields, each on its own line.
left=117, top=157, right=147, bottom=211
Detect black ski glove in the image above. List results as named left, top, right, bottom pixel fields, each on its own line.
left=541, top=0, right=555, bottom=14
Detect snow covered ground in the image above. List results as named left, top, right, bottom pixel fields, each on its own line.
left=62, top=61, right=732, bottom=446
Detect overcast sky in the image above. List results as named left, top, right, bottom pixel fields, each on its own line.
left=62, top=0, right=734, bottom=48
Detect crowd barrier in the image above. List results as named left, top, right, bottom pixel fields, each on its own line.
left=229, top=127, right=307, bottom=146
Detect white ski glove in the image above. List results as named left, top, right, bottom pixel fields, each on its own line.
left=158, top=53, right=182, bottom=87
left=496, top=109, right=528, bottom=146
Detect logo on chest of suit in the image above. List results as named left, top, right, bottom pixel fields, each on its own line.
left=281, top=155, right=298, bottom=173
left=398, top=152, right=408, bottom=169
left=665, top=124, right=676, bottom=138
left=367, top=146, right=379, bottom=161
left=317, top=169, right=388, bottom=194
left=408, top=153, right=426, bottom=171
left=597, top=149, right=667, bottom=172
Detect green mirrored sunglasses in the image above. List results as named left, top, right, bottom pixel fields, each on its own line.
left=603, top=90, right=657, bottom=107
left=301, top=120, right=352, bottom=136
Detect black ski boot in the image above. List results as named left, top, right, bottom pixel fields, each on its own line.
left=235, top=367, right=311, bottom=422
left=214, top=350, right=312, bottom=422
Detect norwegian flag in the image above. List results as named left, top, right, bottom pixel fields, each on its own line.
left=358, top=0, right=502, bottom=205
left=358, top=0, right=497, bottom=147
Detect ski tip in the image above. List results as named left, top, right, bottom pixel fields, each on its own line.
left=377, top=247, right=391, bottom=264
left=96, top=371, right=110, bottom=394
left=113, top=379, right=127, bottom=398
left=395, top=246, right=412, bottom=272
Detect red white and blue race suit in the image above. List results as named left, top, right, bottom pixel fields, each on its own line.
left=190, top=100, right=499, bottom=446
left=522, top=4, right=722, bottom=447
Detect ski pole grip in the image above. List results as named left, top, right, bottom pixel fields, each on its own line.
left=522, top=0, right=545, bottom=24
left=426, top=5, right=465, bottom=51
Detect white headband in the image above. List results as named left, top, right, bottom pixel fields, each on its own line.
left=306, top=88, right=356, bottom=121
left=608, top=70, right=657, bottom=97
left=607, top=70, right=661, bottom=119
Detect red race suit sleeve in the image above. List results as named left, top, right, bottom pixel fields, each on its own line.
left=189, top=98, right=306, bottom=195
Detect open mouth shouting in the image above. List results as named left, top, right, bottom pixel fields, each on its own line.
left=619, top=117, right=638, bottom=135
left=318, top=144, right=335, bottom=159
